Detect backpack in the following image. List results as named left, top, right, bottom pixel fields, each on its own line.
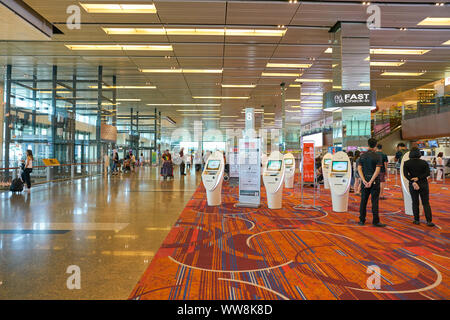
left=10, top=178, right=24, bottom=193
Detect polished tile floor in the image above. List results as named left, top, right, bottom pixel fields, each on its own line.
left=0, top=166, right=202, bottom=299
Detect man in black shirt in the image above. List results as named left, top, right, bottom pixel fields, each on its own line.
left=403, top=148, right=435, bottom=227
left=357, top=138, right=386, bottom=227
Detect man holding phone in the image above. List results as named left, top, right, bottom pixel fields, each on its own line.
left=357, top=138, right=387, bottom=227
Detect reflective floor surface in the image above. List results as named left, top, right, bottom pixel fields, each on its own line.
left=0, top=166, right=202, bottom=299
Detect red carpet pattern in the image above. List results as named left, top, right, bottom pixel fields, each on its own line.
left=130, top=176, right=450, bottom=300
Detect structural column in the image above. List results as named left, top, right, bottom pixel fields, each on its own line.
left=328, top=22, right=372, bottom=147
left=71, top=73, right=77, bottom=164
left=97, top=66, right=103, bottom=160
left=50, top=65, right=57, bottom=158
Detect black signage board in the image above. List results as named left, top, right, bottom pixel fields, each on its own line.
left=324, top=90, right=376, bottom=109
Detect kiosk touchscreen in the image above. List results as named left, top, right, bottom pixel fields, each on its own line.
left=283, top=153, right=296, bottom=188
left=328, top=151, right=352, bottom=212
left=321, top=153, right=333, bottom=190
left=202, top=151, right=225, bottom=206
left=400, top=151, right=414, bottom=216
left=263, top=151, right=285, bottom=209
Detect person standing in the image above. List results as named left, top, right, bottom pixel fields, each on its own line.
left=179, top=147, right=186, bottom=176
left=436, top=152, right=444, bottom=181
left=140, top=153, right=145, bottom=167
left=357, top=138, right=386, bottom=227
left=394, top=142, right=408, bottom=169
left=403, top=148, right=435, bottom=227
left=22, top=150, right=33, bottom=192
left=376, top=144, right=389, bottom=200
left=112, top=149, right=119, bottom=175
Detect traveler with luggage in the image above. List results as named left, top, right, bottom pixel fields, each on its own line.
left=21, top=150, right=33, bottom=192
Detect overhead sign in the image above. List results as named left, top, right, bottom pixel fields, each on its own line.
left=324, top=90, right=376, bottom=109
left=43, top=158, right=60, bottom=166
left=302, top=142, right=315, bottom=183
left=238, top=138, right=261, bottom=206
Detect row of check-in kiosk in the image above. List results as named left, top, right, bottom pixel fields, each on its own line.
left=202, top=150, right=414, bottom=215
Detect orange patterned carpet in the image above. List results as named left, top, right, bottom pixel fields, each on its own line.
left=130, top=175, right=450, bottom=300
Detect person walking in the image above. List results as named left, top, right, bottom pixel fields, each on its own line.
left=179, top=147, right=186, bottom=176
left=357, top=138, right=386, bottom=227
left=376, top=144, right=389, bottom=200
left=21, top=150, right=34, bottom=192
left=403, top=148, right=435, bottom=227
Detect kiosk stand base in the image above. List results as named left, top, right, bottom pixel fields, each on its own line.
left=234, top=203, right=260, bottom=208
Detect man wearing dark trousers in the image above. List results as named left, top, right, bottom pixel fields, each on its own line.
left=403, top=148, right=435, bottom=227
left=357, top=138, right=386, bottom=227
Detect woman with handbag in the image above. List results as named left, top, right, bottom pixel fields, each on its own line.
left=21, top=150, right=33, bottom=192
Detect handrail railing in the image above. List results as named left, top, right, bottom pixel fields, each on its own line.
left=0, top=162, right=104, bottom=190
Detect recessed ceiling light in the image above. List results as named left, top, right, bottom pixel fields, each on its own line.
left=262, top=72, right=301, bottom=77
left=221, top=84, right=256, bottom=88
left=102, top=27, right=286, bottom=37
left=381, top=72, right=425, bottom=76
left=140, top=69, right=223, bottom=73
left=89, top=86, right=157, bottom=89
left=192, top=96, right=249, bottom=100
left=370, top=48, right=429, bottom=55
left=176, top=109, right=220, bottom=112
left=370, top=61, right=405, bottom=67
left=442, top=40, right=450, bottom=45
left=295, top=79, right=332, bottom=83
left=266, top=63, right=312, bottom=68
left=116, top=99, right=141, bottom=102
left=146, top=103, right=221, bottom=106
left=324, top=47, right=332, bottom=53
left=65, top=44, right=173, bottom=51
left=80, top=3, right=157, bottom=14
left=417, top=17, right=450, bottom=26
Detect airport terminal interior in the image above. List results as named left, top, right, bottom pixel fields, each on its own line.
left=0, top=0, right=449, bottom=301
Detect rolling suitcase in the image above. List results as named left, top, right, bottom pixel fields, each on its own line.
left=10, top=177, right=24, bottom=193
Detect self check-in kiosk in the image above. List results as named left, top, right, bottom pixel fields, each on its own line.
left=328, top=151, right=352, bottom=212
left=263, top=151, right=285, bottom=209
left=321, top=153, right=333, bottom=190
left=283, top=153, right=296, bottom=188
left=202, top=151, right=225, bottom=206
left=400, top=151, right=414, bottom=216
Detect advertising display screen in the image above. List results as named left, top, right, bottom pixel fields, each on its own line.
left=428, top=140, right=438, bottom=148
left=267, top=160, right=282, bottom=171
left=324, top=159, right=332, bottom=165
left=332, top=161, right=348, bottom=173
left=206, top=160, right=220, bottom=170
left=284, top=158, right=293, bottom=165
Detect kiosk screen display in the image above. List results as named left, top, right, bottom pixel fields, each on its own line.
left=206, top=160, right=220, bottom=170
left=267, top=160, right=282, bottom=171
left=332, top=161, right=348, bottom=172
left=324, top=159, right=332, bottom=165
left=284, top=159, right=293, bottom=165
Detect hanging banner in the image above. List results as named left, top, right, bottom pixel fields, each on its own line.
left=302, top=141, right=315, bottom=183
left=238, top=138, right=261, bottom=206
